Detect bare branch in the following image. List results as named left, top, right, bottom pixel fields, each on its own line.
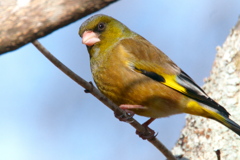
left=32, top=40, right=177, bottom=160
left=0, top=0, right=118, bottom=55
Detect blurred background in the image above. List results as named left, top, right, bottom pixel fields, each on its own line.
left=0, top=0, right=240, bottom=159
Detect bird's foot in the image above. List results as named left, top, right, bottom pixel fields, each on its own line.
left=136, top=118, right=157, bottom=140
left=115, top=105, right=157, bottom=140
left=136, top=127, right=157, bottom=140
left=114, top=104, right=145, bottom=123
left=114, top=109, right=135, bottom=123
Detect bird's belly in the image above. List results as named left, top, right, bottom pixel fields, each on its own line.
left=92, top=66, right=185, bottom=118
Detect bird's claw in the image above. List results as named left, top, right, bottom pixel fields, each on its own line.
left=114, top=109, right=135, bottom=123
left=136, top=127, right=157, bottom=140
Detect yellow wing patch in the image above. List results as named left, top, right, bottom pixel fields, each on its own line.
left=132, top=61, right=189, bottom=96
left=162, top=74, right=188, bottom=95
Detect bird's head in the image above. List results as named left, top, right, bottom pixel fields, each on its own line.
left=79, top=14, right=135, bottom=57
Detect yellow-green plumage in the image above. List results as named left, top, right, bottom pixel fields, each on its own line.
left=79, top=14, right=240, bottom=136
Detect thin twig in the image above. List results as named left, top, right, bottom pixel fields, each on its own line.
left=32, top=40, right=177, bottom=160
left=215, top=149, right=221, bottom=160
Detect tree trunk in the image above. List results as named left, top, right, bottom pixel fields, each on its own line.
left=172, top=19, right=240, bottom=160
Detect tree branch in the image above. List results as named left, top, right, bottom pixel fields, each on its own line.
left=0, top=0, right=118, bottom=55
left=32, top=40, right=177, bottom=160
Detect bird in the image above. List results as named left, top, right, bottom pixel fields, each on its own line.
left=79, top=14, right=240, bottom=138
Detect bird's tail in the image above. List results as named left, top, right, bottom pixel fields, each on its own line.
left=185, top=100, right=240, bottom=136
left=211, top=113, right=240, bottom=136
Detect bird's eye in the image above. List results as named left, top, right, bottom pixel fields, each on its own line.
left=98, top=22, right=106, bottom=31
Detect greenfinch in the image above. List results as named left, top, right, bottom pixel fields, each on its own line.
left=79, top=14, right=240, bottom=136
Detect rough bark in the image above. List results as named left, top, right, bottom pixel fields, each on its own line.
left=0, top=0, right=117, bottom=54
left=172, top=19, right=240, bottom=160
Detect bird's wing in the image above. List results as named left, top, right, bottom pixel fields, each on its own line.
left=132, top=60, right=229, bottom=117
left=119, top=37, right=229, bottom=117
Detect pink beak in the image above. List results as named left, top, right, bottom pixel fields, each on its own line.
left=82, top=31, right=100, bottom=46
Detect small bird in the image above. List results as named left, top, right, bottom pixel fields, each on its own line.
left=79, top=14, right=240, bottom=138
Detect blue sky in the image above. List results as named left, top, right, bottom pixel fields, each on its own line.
left=1, top=0, right=240, bottom=160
